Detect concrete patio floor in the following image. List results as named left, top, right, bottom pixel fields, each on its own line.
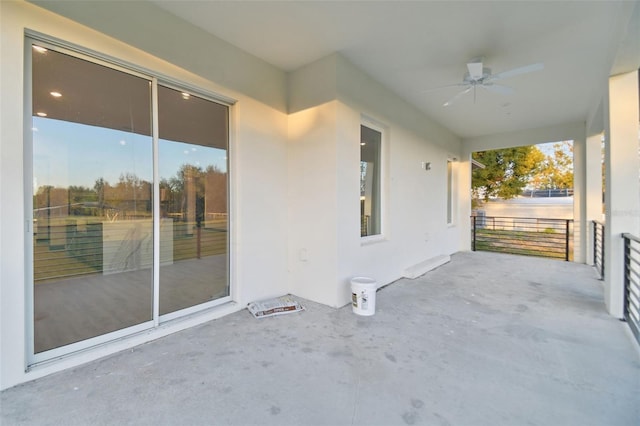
left=2, top=251, right=639, bottom=426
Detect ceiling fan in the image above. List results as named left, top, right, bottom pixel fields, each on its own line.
left=427, top=59, right=544, bottom=107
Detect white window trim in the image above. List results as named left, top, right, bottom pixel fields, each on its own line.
left=360, top=115, right=388, bottom=243
left=447, top=156, right=457, bottom=227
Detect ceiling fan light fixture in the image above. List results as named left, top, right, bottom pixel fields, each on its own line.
left=466, top=62, right=484, bottom=80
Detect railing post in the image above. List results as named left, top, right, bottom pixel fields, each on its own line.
left=602, top=223, right=605, bottom=278
left=472, top=215, right=476, bottom=251
left=623, top=235, right=630, bottom=321
left=564, top=219, right=569, bottom=261
left=593, top=221, right=597, bottom=266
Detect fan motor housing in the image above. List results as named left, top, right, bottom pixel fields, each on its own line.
left=464, top=67, right=492, bottom=84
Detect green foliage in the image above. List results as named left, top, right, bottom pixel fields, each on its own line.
left=529, top=141, right=574, bottom=189
left=472, top=146, right=545, bottom=201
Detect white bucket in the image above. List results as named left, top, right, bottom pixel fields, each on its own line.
left=351, top=277, right=377, bottom=316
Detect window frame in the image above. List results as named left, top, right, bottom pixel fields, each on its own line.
left=360, top=118, right=387, bottom=243
left=447, top=157, right=456, bottom=226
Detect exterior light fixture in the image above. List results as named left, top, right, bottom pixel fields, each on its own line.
left=36, top=112, right=47, bottom=117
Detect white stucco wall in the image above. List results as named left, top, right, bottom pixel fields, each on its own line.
left=288, top=54, right=464, bottom=308
left=604, top=70, right=640, bottom=317
left=287, top=100, right=341, bottom=306
left=0, top=1, right=289, bottom=389
left=1, top=0, right=470, bottom=390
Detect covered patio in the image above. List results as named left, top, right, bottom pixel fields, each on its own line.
left=2, top=251, right=638, bottom=426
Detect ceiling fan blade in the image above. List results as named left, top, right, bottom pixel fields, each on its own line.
left=422, top=83, right=467, bottom=93
left=443, top=87, right=472, bottom=107
left=480, top=84, right=514, bottom=95
left=467, top=62, right=484, bottom=80
left=489, top=63, right=544, bottom=81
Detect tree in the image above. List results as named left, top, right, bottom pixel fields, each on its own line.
left=529, top=141, right=573, bottom=190
left=472, top=146, right=545, bottom=202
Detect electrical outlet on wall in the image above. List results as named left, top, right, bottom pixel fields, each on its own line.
left=299, top=248, right=308, bottom=262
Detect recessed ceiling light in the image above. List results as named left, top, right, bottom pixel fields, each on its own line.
left=50, top=91, right=62, bottom=98
left=360, top=142, right=366, bottom=146
left=33, top=46, right=47, bottom=54
left=36, top=112, right=47, bottom=117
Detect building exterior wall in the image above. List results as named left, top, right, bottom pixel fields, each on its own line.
left=1, top=1, right=464, bottom=388
left=1, top=1, right=290, bottom=389
left=287, top=55, right=464, bottom=308
left=604, top=70, right=640, bottom=317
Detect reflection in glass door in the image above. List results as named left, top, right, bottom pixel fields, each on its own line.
left=29, top=40, right=231, bottom=360
left=158, top=86, right=229, bottom=316
left=31, top=45, right=153, bottom=354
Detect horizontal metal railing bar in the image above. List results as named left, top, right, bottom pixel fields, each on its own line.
left=472, top=216, right=572, bottom=261
left=623, top=233, right=640, bottom=244
left=476, top=234, right=567, bottom=241
left=627, top=293, right=639, bottom=310
left=476, top=236, right=567, bottom=243
left=627, top=246, right=640, bottom=258
left=623, top=233, right=640, bottom=346
left=473, top=215, right=571, bottom=222
left=593, top=220, right=605, bottom=279
left=476, top=244, right=566, bottom=250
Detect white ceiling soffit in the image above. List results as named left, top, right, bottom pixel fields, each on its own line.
left=32, top=1, right=640, bottom=140
left=151, top=1, right=638, bottom=140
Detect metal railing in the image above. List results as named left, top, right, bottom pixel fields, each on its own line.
left=593, top=220, right=605, bottom=279
left=622, top=233, right=640, bottom=345
left=471, top=215, right=573, bottom=261
left=521, top=188, right=574, bottom=198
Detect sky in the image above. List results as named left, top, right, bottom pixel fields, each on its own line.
left=32, top=117, right=227, bottom=191
left=536, top=140, right=572, bottom=158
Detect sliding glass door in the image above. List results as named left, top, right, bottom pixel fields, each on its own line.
left=28, top=39, right=230, bottom=360
left=157, top=85, right=229, bottom=316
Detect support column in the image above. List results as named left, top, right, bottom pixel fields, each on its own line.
left=458, top=148, right=473, bottom=252
left=584, top=132, right=604, bottom=265
left=573, top=133, right=587, bottom=263
left=604, top=70, right=640, bottom=317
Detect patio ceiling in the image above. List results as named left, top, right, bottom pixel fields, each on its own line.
left=30, top=1, right=640, bottom=140
left=150, top=0, right=640, bottom=139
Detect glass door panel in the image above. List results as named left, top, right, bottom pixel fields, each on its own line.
left=31, top=45, right=153, bottom=353
left=158, top=85, right=229, bottom=315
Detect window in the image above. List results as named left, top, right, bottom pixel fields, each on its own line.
left=28, top=39, right=230, bottom=360
left=360, top=124, right=382, bottom=237
left=447, top=159, right=454, bottom=224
